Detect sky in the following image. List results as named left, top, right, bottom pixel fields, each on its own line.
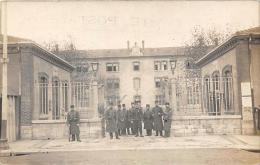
left=6, top=1, right=260, bottom=50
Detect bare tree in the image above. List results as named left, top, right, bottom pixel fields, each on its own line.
left=185, top=26, right=232, bottom=62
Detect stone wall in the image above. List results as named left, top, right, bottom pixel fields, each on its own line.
left=31, top=119, right=102, bottom=140
left=171, top=115, right=242, bottom=137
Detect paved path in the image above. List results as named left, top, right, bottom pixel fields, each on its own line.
left=3, top=135, right=259, bottom=155
left=0, top=149, right=259, bottom=165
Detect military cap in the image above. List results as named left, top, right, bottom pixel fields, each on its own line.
left=70, top=105, right=75, bottom=108
left=146, top=104, right=150, bottom=107
left=165, top=102, right=170, bottom=105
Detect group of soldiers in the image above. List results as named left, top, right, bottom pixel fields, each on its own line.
left=104, top=100, right=173, bottom=139
left=66, top=101, right=173, bottom=142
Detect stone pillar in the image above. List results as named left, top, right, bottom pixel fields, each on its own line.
left=0, top=1, right=9, bottom=149
left=171, top=80, right=177, bottom=112
left=241, top=82, right=254, bottom=135
left=92, top=81, right=99, bottom=119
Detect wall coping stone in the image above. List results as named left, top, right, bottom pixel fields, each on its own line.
left=173, top=115, right=242, bottom=120
left=32, top=118, right=101, bottom=124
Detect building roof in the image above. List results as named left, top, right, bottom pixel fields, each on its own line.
left=196, top=26, right=260, bottom=67
left=235, top=26, right=260, bottom=35
left=0, top=34, right=33, bottom=44
left=0, top=34, right=74, bottom=71
left=58, top=46, right=188, bottom=59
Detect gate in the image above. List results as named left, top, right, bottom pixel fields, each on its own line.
left=36, top=81, right=101, bottom=120
left=169, top=76, right=234, bottom=116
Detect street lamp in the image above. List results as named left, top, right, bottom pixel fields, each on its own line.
left=91, top=62, right=99, bottom=79
left=91, top=62, right=99, bottom=72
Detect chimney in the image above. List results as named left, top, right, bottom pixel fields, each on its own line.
left=142, top=40, right=145, bottom=51
left=127, top=40, right=130, bottom=50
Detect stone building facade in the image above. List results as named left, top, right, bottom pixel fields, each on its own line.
left=0, top=36, right=74, bottom=141
left=59, top=42, right=194, bottom=109
left=196, top=27, right=260, bottom=135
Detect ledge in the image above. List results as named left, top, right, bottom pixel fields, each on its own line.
left=172, top=115, right=242, bottom=120
left=32, top=118, right=101, bottom=124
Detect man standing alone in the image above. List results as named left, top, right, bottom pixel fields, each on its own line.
left=67, top=105, right=81, bottom=142
left=117, top=104, right=126, bottom=136
left=105, top=103, right=120, bottom=139
left=133, top=101, right=144, bottom=137
left=152, top=101, right=164, bottom=136
left=163, top=102, right=173, bottom=137
left=143, top=104, right=153, bottom=136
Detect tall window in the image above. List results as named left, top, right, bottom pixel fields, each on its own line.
left=155, top=78, right=161, bottom=88
left=39, top=75, right=48, bottom=116
left=106, top=78, right=120, bottom=105
left=106, top=63, right=119, bottom=72
left=52, top=79, right=60, bottom=120
left=203, top=76, right=211, bottom=112
left=61, top=82, right=69, bottom=113
left=162, top=61, right=168, bottom=70
left=106, top=78, right=120, bottom=89
left=133, top=77, right=141, bottom=90
left=155, top=95, right=165, bottom=105
left=134, top=95, right=141, bottom=103
left=154, top=61, right=160, bottom=71
left=133, top=61, right=140, bottom=71
left=154, top=60, right=168, bottom=71
left=155, top=77, right=168, bottom=88
left=222, top=65, right=233, bottom=113
left=211, top=71, right=221, bottom=115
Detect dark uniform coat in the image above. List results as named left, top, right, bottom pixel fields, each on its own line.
left=143, top=109, right=153, bottom=130
left=132, top=107, right=143, bottom=129
left=163, top=107, right=173, bottom=131
left=152, top=106, right=164, bottom=131
left=125, top=108, right=131, bottom=128
left=117, top=109, right=126, bottom=130
left=67, top=110, right=80, bottom=135
left=105, top=108, right=118, bottom=133
left=128, top=107, right=135, bottom=127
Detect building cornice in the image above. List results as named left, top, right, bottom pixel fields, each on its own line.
left=1, top=42, right=75, bottom=72
left=68, top=54, right=187, bottom=61
left=196, top=34, right=260, bottom=67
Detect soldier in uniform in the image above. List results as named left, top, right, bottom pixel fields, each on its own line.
left=133, top=101, right=144, bottom=137
left=143, top=104, right=153, bottom=136
left=122, top=104, right=131, bottom=135
left=67, top=105, right=81, bottom=142
left=163, top=102, right=173, bottom=137
left=129, top=102, right=136, bottom=135
left=152, top=101, right=164, bottom=136
left=117, top=104, right=126, bottom=136
left=105, top=103, right=120, bottom=139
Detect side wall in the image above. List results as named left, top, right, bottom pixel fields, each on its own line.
left=200, top=48, right=240, bottom=115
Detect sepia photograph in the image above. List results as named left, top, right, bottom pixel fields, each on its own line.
left=0, top=0, right=259, bottom=164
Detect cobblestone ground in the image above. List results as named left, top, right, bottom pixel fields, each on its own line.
left=0, top=149, right=259, bottom=165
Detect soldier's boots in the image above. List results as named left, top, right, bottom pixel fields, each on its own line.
left=155, top=131, right=163, bottom=136
left=115, top=132, right=120, bottom=139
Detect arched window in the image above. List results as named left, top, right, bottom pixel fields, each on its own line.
left=133, top=77, right=141, bottom=90
left=203, top=75, right=211, bottom=112
left=52, top=77, right=60, bottom=120
left=222, top=65, right=233, bottom=113
left=211, top=71, right=221, bottom=115
left=39, top=73, right=48, bottom=117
